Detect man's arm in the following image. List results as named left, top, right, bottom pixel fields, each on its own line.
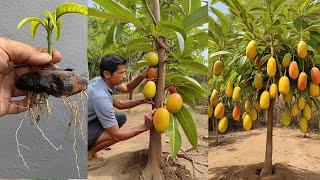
left=105, top=110, right=154, bottom=142
left=113, top=98, right=153, bottom=109
left=116, top=69, right=148, bottom=93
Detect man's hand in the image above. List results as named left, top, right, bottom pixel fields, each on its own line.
left=0, top=37, right=61, bottom=117
left=144, top=109, right=156, bottom=129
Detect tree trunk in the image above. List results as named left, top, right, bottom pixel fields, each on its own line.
left=141, top=0, right=165, bottom=179
left=128, top=72, right=133, bottom=100
left=208, top=116, right=213, bottom=137
left=260, top=100, right=274, bottom=177
left=214, top=118, right=219, bottom=142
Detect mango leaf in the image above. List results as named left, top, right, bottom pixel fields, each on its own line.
left=133, top=60, right=147, bottom=70
left=167, top=113, right=182, bottom=160
left=94, top=0, right=142, bottom=28
left=181, top=5, right=208, bottom=31
left=176, top=87, right=196, bottom=109
left=17, top=17, right=44, bottom=30
left=166, top=74, right=205, bottom=99
left=191, top=0, right=201, bottom=13
left=180, top=60, right=208, bottom=75
left=175, top=32, right=185, bottom=52
left=127, top=38, right=152, bottom=52
left=210, top=50, right=230, bottom=59
left=55, top=3, right=88, bottom=19
left=30, top=21, right=41, bottom=38
left=55, top=19, right=62, bottom=40
left=45, top=10, right=57, bottom=26
left=103, top=22, right=117, bottom=49
left=175, top=106, right=198, bottom=148
left=88, top=7, right=117, bottom=20
left=158, top=20, right=187, bottom=40
left=211, top=7, right=230, bottom=29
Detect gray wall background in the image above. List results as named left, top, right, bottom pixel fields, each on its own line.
left=0, top=0, right=88, bottom=178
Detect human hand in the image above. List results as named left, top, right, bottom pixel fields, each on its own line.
left=144, top=109, right=156, bottom=129
left=0, top=37, right=61, bottom=117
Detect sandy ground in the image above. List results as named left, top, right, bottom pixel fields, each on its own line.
left=88, top=94, right=208, bottom=180
left=208, top=127, right=320, bottom=179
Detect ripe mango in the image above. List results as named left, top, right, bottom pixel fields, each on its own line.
left=297, top=96, right=306, bottom=110
left=232, top=86, right=241, bottom=102
left=269, top=83, right=278, bottom=99
left=297, top=41, right=307, bottom=59
left=267, top=57, right=277, bottom=77
left=147, top=67, right=158, bottom=79
left=311, top=67, right=320, bottom=84
left=166, top=93, right=183, bottom=113
left=232, top=105, right=241, bottom=121
left=225, top=81, right=233, bottom=97
left=250, top=108, right=257, bottom=121
left=297, top=72, right=308, bottom=91
left=254, top=73, right=264, bottom=90
left=246, top=40, right=257, bottom=60
left=243, top=114, right=252, bottom=131
left=146, top=52, right=159, bottom=66
left=291, top=103, right=299, bottom=117
left=279, top=75, right=290, bottom=94
left=260, top=91, right=270, bottom=110
left=143, top=81, right=156, bottom=99
left=242, top=112, right=248, bottom=121
left=218, top=117, right=228, bottom=133
left=299, top=117, right=308, bottom=133
left=303, top=104, right=311, bottom=120
left=210, top=89, right=218, bottom=106
left=282, top=53, right=291, bottom=68
left=213, top=60, right=223, bottom=76
left=289, top=61, right=299, bottom=80
left=214, top=103, right=225, bottom=119
left=153, top=108, right=170, bottom=133
left=309, top=82, right=319, bottom=97
left=280, top=109, right=291, bottom=126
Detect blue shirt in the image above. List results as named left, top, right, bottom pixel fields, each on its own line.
left=87, top=77, right=117, bottom=129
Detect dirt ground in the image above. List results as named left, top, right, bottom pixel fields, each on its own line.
left=208, top=127, right=320, bottom=180
left=88, top=94, right=208, bottom=180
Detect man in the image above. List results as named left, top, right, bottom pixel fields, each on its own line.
left=87, top=54, right=155, bottom=169
left=0, top=36, right=61, bottom=117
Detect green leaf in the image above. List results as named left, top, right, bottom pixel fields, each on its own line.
left=30, top=21, right=41, bottom=38
left=210, top=50, right=230, bottom=59
left=167, top=113, right=182, bottom=160
left=17, top=17, right=44, bottom=30
left=94, top=0, right=142, bottom=28
left=180, top=60, right=208, bottom=75
left=211, top=7, right=230, bottom=29
left=178, top=0, right=192, bottom=15
left=103, top=22, right=117, bottom=49
left=158, top=20, right=187, bottom=40
left=45, top=10, right=57, bottom=29
left=175, top=32, right=185, bottom=52
left=181, top=5, right=208, bottom=31
left=133, top=60, right=147, bottom=70
left=166, top=74, right=205, bottom=98
left=176, top=87, right=196, bottom=109
left=127, top=38, right=152, bottom=52
left=55, top=3, right=88, bottom=19
left=88, top=7, right=117, bottom=20
left=175, top=106, right=198, bottom=148
left=56, top=19, right=62, bottom=40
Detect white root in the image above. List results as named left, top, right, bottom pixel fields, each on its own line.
left=15, top=117, right=30, bottom=172
left=73, top=127, right=81, bottom=178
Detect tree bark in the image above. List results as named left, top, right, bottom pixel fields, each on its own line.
left=214, top=118, right=219, bottom=142
left=260, top=100, right=274, bottom=177
left=141, top=0, right=165, bottom=179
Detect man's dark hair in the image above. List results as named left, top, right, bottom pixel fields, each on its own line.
left=99, top=54, right=127, bottom=77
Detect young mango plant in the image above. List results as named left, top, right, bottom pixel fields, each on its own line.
left=13, top=3, right=88, bottom=178
left=16, top=3, right=88, bottom=97
left=89, top=0, right=207, bottom=178
left=210, top=0, right=320, bottom=177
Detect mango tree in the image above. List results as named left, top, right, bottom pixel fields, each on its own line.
left=88, top=0, right=207, bottom=179
left=210, top=0, right=320, bottom=177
